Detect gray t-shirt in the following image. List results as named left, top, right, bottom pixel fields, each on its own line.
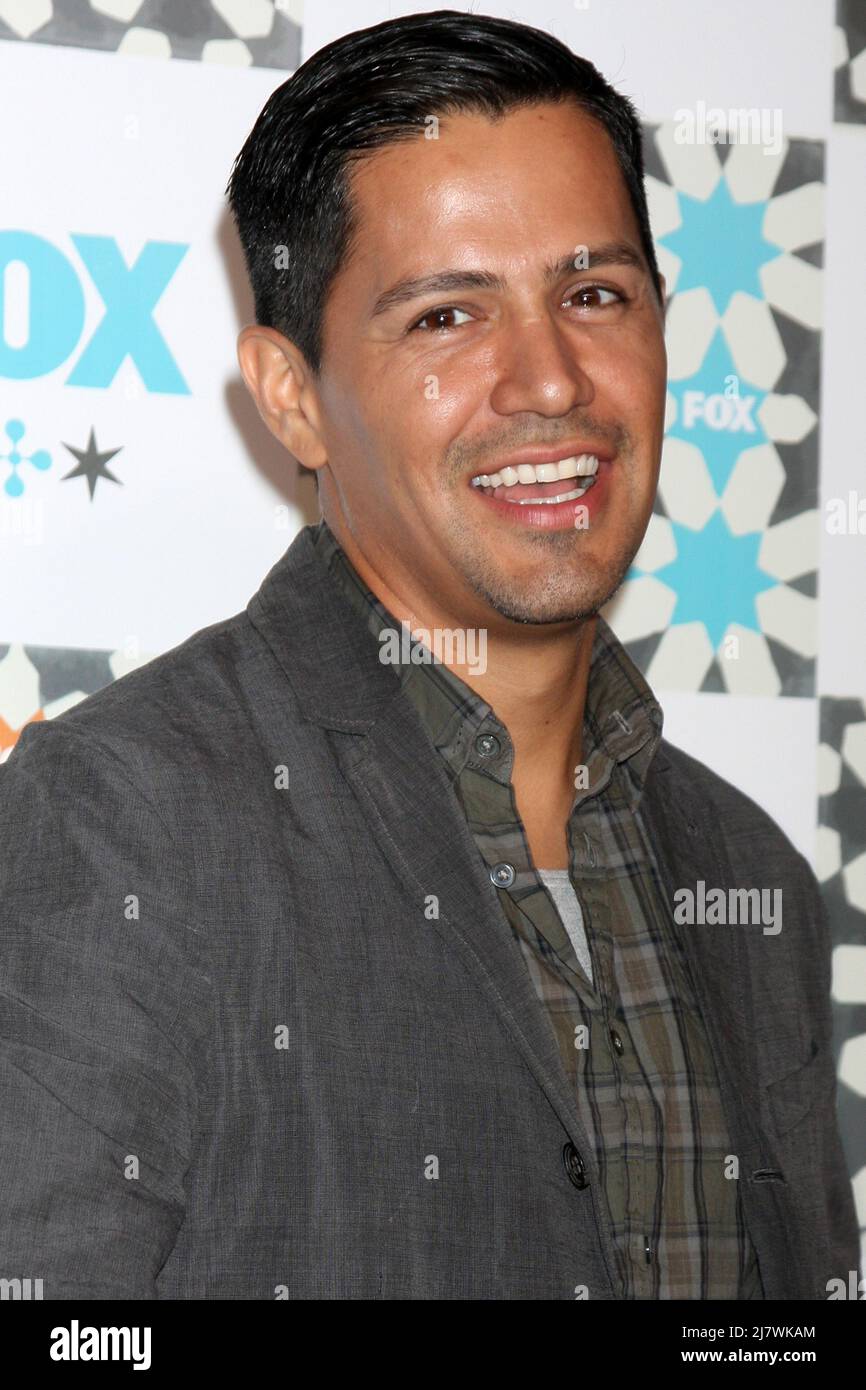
left=537, top=868, right=594, bottom=986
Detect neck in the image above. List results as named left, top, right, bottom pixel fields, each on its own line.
left=459, top=617, right=594, bottom=788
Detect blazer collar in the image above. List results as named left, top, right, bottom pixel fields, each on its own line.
left=247, top=522, right=406, bottom=733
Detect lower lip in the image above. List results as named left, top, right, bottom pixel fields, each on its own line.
left=468, top=462, right=611, bottom=531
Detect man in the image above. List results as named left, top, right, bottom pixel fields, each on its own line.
left=0, top=11, right=857, bottom=1300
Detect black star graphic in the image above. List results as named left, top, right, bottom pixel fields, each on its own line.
left=61, top=428, right=123, bottom=500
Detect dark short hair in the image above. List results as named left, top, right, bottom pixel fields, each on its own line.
left=226, top=8, right=662, bottom=379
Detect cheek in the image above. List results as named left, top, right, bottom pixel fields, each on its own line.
left=596, top=331, right=665, bottom=398
left=634, top=331, right=668, bottom=411
left=411, top=353, right=488, bottom=439
left=367, top=355, right=481, bottom=452
left=318, top=378, right=400, bottom=486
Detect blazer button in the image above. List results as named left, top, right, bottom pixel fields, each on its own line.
left=562, top=1141, right=588, bottom=1189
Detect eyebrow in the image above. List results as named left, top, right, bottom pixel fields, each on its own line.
left=369, top=241, right=647, bottom=319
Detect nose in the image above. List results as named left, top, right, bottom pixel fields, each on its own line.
left=488, top=311, right=595, bottom=419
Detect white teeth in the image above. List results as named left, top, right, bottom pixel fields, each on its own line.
left=509, top=477, right=596, bottom=505
left=470, top=454, right=599, bottom=488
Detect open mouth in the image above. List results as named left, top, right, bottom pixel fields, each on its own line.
left=469, top=454, right=599, bottom=505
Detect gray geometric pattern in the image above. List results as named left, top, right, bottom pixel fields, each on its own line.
left=0, top=0, right=301, bottom=68
left=835, top=0, right=866, bottom=123
left=11, top=643, right=117, bottom=705
left=818, top=697, right=866, bottom=1224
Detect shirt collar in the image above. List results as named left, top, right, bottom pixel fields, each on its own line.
left=311, top=516, right=664, bottom=807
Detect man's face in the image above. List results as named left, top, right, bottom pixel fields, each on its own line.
left=313, top=100, right=667, bottom=628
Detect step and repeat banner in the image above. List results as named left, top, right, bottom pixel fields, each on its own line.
left=0, top=0, right=864, bottom=1270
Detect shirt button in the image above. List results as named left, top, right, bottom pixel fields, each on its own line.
left=490, top=862, right=515, bottom=888
left=610, top=1028, right=624, bottom=1055
left=475, top=733, right=501, bottom=758
left=562, top=1141, right=588, bottom=1190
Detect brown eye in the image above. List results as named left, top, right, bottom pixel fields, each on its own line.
left=410, top=305, right=473, bottom=332
left=567, top=284, right=622, bottom=310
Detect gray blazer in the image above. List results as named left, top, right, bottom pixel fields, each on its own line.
left=0, top=523, right=858, bottom=1299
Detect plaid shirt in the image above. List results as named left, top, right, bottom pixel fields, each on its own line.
left=313, top=518, right=762, bottom=1300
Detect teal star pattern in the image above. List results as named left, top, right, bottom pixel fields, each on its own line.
left=660, top=179, right=783, bottom=313
left=634, top=512, right=779, bottom=651
left=667, top=329, right=768, bottom=493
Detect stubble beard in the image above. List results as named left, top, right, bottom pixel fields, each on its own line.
left=440, top=509, right=643, bottom=626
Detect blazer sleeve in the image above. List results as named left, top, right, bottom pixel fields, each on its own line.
left=794, top=850, right=862, bottom=1288
left=0, top=719, right=213, bottom=1299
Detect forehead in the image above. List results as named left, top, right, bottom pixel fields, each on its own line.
left=341, top=102, right=637, bottom=286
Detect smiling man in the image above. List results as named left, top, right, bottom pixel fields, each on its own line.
left=253, top=96, right=667, bottom=868
left=0, top=10, right=857, bottom=1301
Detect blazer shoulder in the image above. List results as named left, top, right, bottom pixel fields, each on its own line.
left=656, top=736, right=812, bottom=875
left=4, top=606, right=272, bottom=795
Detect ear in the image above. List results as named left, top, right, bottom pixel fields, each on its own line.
left=236, top=324, right=328, bottom=475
